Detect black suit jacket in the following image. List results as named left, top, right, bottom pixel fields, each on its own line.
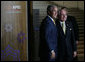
left=67, top=16, right=79, bottom=41
left=56, top=20, right=77, bottom=61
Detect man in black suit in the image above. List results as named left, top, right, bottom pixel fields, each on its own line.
left=59, top=7, right=79, bottom=61
left=60, top=7, right=79, bottom=45
left=56, top=7, right=77, bottom=61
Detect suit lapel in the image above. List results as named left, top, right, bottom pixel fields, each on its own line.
left=48, top=16, right=56, bottom=26
left=65, top=21, right=69, bottom=37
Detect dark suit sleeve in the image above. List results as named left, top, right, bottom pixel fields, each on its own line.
left=70, top=16, right=79, bottom=41
left=70, top=22, right=77, bottom=51
left=45, top=22, right=57, bottom=51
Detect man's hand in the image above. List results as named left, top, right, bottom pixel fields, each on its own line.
left=73, top=51, right=77, bottom=57
left=51, top=50, right=56, bottom=59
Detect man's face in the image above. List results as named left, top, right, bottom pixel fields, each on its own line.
left=60, top=10, right=67, bottom=21
left=50, top=7, right=58, bottom=19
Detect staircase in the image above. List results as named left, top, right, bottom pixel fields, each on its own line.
left=68, top=8, right=84, bottom=61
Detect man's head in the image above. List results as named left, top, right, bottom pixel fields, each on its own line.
left=47, top=5, right=58, bottom=19
left=59, top=7, right=68, bottom=22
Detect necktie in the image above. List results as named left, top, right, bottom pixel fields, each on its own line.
left=62, top=22, right=66, bottom=34
left=53, top=19, right=56, bottom=25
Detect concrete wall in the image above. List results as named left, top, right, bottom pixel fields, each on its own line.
left=78, top=1, right=84, bottom=10
left=51, top=1, right=84, bottom=10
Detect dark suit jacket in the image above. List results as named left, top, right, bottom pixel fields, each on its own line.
left=67, top=15, right=79, bottom=41
left=39, top=16, right=58, bottom=61
left=56, top=19, right=77, bottom=61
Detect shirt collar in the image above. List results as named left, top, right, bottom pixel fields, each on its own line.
left=60, top=21, right=66, bottom=26
left=48, top=15, right=54, bottom=22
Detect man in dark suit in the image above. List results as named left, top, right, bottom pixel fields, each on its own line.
left=39, top=5, right=58, bottom=61
left=59, top=7, right=79, bottom=61
left=56, top=8, right=77, bottom=61
left=61, top=7, right=79, bottom=44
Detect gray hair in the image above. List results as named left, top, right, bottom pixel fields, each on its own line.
left=47, top=5, right=57, bottom=15
left=58, top=7, right=68, bottom=16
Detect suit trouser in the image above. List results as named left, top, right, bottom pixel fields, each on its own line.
left=57, top=50, right=73, bottom=61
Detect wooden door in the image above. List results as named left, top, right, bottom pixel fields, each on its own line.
left=1, top=1, right=28, bottom=61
